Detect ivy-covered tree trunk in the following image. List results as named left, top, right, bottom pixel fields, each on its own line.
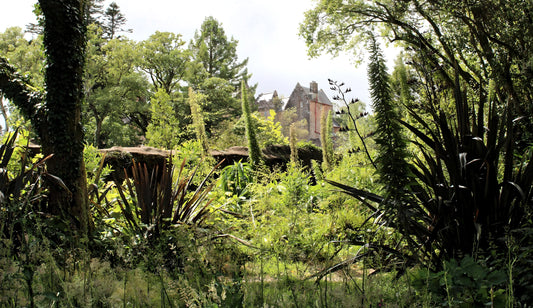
left=39, top=0, right=89, bottom=233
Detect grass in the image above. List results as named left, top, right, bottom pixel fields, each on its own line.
left=0, top=252, right=418, bottom=307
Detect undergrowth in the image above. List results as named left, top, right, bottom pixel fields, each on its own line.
left=0, top=131, right=526, bottom=307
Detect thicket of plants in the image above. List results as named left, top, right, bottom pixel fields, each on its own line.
left=1, top=0, right=532, bottom=307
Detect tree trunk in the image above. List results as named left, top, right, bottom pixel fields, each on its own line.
left=39, top=0, right=90, bottom=234
left=0, top=95, right=8, bottom=133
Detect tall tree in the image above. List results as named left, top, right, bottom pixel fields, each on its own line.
left=145, top=89, right=183, bottom=149
left=187, top=16, right=256, bottom=135
left=39, top=0, right=89, bottom=231
left=101, top=2, right=131, bottom=39
left=1, top=0, right=89, bottom=232
left=139, top=32, right=192, bottom=139
left=195, top=76, right=240, bottom=135
left=84, top=0, right=105, bottom=26
left=83, top=26, right=149, bottom=147
left=140, top=31, right=190, bottom=95
left=188, top=16, right=250, bottom=87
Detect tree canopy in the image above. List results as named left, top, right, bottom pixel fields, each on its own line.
left=301, top=0, right=533, bottom=267
left=188, top=16, right=250, bottom=88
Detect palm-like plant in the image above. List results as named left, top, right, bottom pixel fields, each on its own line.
left=0, top=129, right=67, bottom=253
left=327, top=68, right=532, bottom=271
left=219, top=160, right=252, bottom=198
left=115, top=157, right=222, bottom=238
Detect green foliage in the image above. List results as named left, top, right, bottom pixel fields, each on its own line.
left=303, top=3, right=533, bottom=289
left=3, top=2, right=533, bottom=307
left=194, top=76, right=241, bottom=135
left=188, top=87, right=209, bottom=155
left=83, top=144, right=113, bottom=217
left=411, top=256, right=508, bottom=307
left=217, top=160, right=253, bottom=214
left=391, top=52, right=414, bottom=107
left=187, top=16, right=255, bottom=137
left=296, top=140, right=320, bottom=153
left=114, top=157, right=221, bottom=238
left=210, top=118, right=247, bottom=149
left=83, top=28, right=150, bottom=147
left=320, top=109, right=334, bottom=171
left=229, top=110, right=288, bottom=149
left=139, top=31, right=190, bottom=95
left=257, top=110, right=288, bottom=147
left=188, top=16, right=250, bottom=88
left=145, top=88, right=183, bottom=149
left=368, top=36, right=410, bottom=190
left=0, top=128, right=71, bottom=307
left=0, top=27, right=44, bottom=89
left=279, top=108, right=309, bottom=140
left=0, top=128, right=49, bottom=218
left=101, top=2, right=130, bottom=39
left=289, top=123, right=298, bottom=165
left=367, top=36, right=414, bottom=239
left=219, top=160, right=253, bottom=198
left=244, top=165, right=331, bottom=265
left=241, top=80, right=262, bottom=167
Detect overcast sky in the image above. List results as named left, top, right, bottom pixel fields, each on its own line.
left=1, top=0, right=380, bottom=106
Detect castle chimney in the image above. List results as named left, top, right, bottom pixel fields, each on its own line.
left=310, top=81, right=318, bottom=101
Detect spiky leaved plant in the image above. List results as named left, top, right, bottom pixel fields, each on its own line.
left=115, top=157, right=222, bottom=239
left=325, top=50, right=533, bottom=272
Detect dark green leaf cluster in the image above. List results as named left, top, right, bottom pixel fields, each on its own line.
left=114, top=157, right=222, bottom=239
left=302, top=2, right=533, bottom=291
left=367, top=37, right=411, bottom=200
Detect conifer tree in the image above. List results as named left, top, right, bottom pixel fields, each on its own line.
left=102, top=2, right=131, bottom=39
left=188, top=16, right=250, bottom=87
